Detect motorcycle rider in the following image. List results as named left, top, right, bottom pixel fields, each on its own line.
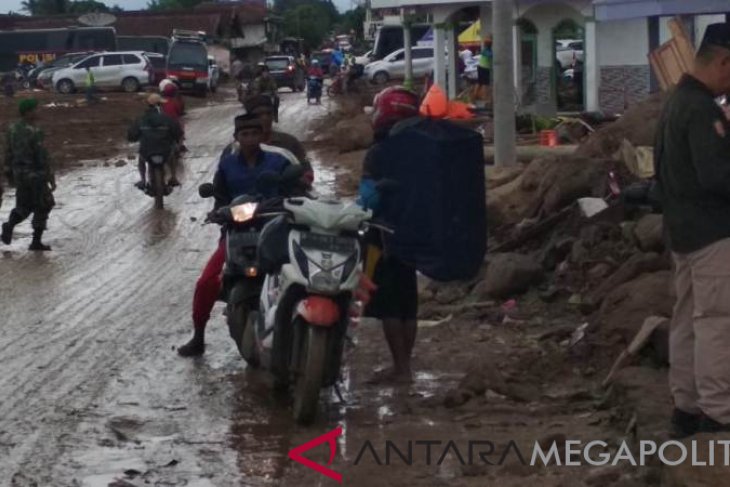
left=307, top=59, right=324, bottom=79
left=221, top=95, right=314, bottom=188
left=160, top=80, right=187, bottom=185
left=358, top=87, right=421, bottom=383
left=128, top=93, right=183, bottom=191
left=248, top=63, right=278, bottom=98
left=1, top=98, right=56, bottom=251
left=178, top=113, right=293, bottom=357
left=247, top=64, right=279, bottom=122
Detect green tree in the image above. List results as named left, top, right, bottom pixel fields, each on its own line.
left=21, top=0, right=69, bottom=15
left=338, top=6, right=365, bottom=40
left=68, top=1, right=110, bottom=13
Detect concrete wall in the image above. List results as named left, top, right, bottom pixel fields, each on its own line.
left=597, top=18, right=649, bottom=66
left=596, top=18, right=650, bottom=113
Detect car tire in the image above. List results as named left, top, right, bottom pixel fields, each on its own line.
left=56, top=79, right=75, bottom=94
left=373, top=71, right=389, bottom=84
left=122, top=77, right=140, bottom=93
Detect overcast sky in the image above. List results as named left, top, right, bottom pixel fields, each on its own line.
left=1, top=0, right=353, bottom=14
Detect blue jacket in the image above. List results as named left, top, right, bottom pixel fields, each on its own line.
left=213, top=148, right=290, bottom=209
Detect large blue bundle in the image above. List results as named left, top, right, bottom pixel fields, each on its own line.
left=378, top=118, right=487, bottom=281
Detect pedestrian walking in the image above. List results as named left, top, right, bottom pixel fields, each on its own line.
left=1, top=98, right=55, bottom=251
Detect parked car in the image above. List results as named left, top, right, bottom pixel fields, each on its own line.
left=264, top=55, right=304, bottom=92
left=29, top=51, right=96, bottom=88
left=33, top=51, right=96, bottom=89
left=364, top=46, right=438, bottom=84
left=556, top=39, right=584, bottom=69
left=207, top=55, right=220, bottom=93
left=52, top=51, right=152, bottom=94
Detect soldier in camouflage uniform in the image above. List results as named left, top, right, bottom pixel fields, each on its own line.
left=1, top=98, right=56, bottom=251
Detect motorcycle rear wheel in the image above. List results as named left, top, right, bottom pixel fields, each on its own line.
left=292, top=324, right=328, bottom=424
left=150, top=166, right=165, bottom=210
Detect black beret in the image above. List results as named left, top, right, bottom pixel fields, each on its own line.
left=700, top=23, right=730, bottom=51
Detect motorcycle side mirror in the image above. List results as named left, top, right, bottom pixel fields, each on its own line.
left=199, top=183, right=214, bottom=198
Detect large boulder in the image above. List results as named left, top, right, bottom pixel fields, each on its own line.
left=576, top=92, right=668, bottom=160
left=485, top=164, right=525, bottom=190
left=597, top=270, right=675, bottom=343
left=587, top=252, right=669, bottom=308
left=473, top=253, right=543, bottom=299
left=487, top=155, right=608, bottom=228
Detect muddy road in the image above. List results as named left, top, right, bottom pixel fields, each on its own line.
left=0, top=91, right=636, bottom=487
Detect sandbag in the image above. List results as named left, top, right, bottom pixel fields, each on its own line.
left=377, top=118, right=487, bottom=281
left=420, top=84, right=448, bottom=118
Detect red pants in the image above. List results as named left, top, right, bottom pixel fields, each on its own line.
left=193, top=240, right=226, bottom=330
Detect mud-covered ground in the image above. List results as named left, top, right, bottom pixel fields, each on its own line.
left=0, top=88, right=665, bottom=487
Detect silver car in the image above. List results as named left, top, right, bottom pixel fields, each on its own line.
left=52, top=51, right=152, bottom=94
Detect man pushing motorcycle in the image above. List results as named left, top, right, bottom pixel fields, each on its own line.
left=178, top=113, right=292, bottom=357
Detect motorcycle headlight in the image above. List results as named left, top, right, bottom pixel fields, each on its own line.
left=310, top=271, right=340, bottom=293
left=230, top=202, right=258, bottom=223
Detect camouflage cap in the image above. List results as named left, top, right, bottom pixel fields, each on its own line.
left=18, top=98, right=38, bottom=116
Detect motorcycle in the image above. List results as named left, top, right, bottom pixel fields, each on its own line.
left=198, top=165, right=306, bottom=358
left=306, top=77, right=323, bottom=105
left=242, top=196, right=381, bottom=424
left=14, top=63, right=34, bottom=91
left=146, top=153, right=171, bottom=210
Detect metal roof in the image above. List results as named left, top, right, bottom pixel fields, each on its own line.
left=594, top=0, right=730, bottom=21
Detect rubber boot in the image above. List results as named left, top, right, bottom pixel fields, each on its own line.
left=29, top=229, right=51, bottom=251
left=2, top=211, right=23, bottom=245
left=1, top=222, right=13, bottom=245
left=178, top=328, right=205, bottom=357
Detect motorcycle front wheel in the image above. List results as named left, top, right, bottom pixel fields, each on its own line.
left=292, top=324, right=328, bottom=424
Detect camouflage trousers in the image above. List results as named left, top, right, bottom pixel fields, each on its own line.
left=8, top=175, right=55, bottom=231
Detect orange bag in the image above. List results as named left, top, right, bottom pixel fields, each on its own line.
left=446, top=101, right=474, bottom=120
left=419, top=83, right=448, bottom=118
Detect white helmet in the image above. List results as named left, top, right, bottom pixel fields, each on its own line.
left=159, top=78, right=175, bottom=94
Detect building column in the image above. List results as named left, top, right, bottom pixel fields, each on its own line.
left=434, top=25, right=447, bottom=91
left=493, top=0, right=516, bottom=166
left=447, top=25, right=458, bottom=98
left=585, top=18, right=599, bottom=112
left=512, top=18, right=521, bottom=104
left=403, top=12, right=414, bottom=90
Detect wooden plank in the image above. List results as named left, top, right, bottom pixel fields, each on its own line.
left=668, top=17, right=696, bottom=68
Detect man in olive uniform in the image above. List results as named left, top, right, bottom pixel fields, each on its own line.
left=1, top=98, right=55, bottom=251
left=656, top=23, right=730, bottom=437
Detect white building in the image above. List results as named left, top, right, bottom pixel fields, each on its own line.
left=369, top=0, right=730, bottom=113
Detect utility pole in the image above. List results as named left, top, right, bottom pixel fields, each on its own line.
left=492, top=0, right=516, bottom=166
left=402, top=8, right=414, bottom=91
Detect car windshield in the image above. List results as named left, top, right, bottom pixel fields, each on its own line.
left=266, top=58, right=290, bottom=71
left=168, top=42, right=207, bottom=70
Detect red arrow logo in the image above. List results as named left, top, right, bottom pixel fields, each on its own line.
left=288, top=426, right=343, bottom=483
